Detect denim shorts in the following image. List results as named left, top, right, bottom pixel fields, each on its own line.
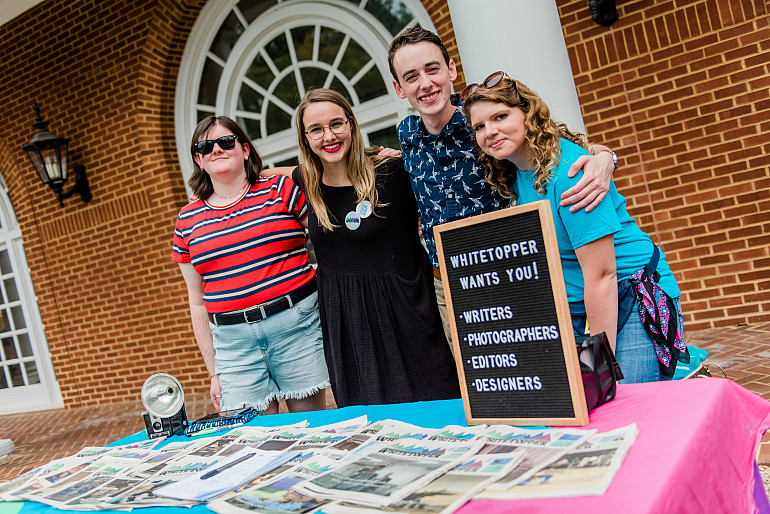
left=210, top=291, right=330, bottom=411
left=615, top=297, right=683, bottom=384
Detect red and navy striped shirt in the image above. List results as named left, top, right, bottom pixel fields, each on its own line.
left=172, top=175, right=314, bottom=314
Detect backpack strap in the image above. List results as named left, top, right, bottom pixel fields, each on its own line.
left=644, top=244, right=660, bottom=280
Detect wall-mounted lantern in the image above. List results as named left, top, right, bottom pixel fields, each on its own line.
left=589, top=0, right=619, bottom=26
left=22, top=105, right=92, bottom=207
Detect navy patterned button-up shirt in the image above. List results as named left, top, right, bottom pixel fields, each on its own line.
left=398, top=107, right=504, bottom=267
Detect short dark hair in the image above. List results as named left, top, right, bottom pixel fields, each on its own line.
left=188, top=116, right=262, bottom=200
left=387, top=27, right=451, bottom=83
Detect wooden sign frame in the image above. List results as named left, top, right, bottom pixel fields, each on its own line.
left=434, top=200, right=588, bottom=426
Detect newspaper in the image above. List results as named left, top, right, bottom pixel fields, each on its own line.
left=319, top=419, right=406, bottom=457
left=476, top=425, right=594, bottom=492
left=325, top=450, right=526, bottom=514
left=207, top=455, right=341, bottom=514
left=48, top=477, right=145, bottom=510
left=0, top=460, right=87, bottom=502
left=18, top=454, right=166, bottom=509
left=199, top=423, right=311, bottom=459
left=128, top=438, right=215, bottom=478
left=427, top=425, right=488, bottom=443
left=366, top=419, right=439, bottom=442
left=325, top=420, right=486, bottom=461
left=476, top=424, right=638, bottom=499
left=18, top=458, right=91, bottom=488
left=1, top=439, right=162, bottom=501
left=0, top=418, right=634, bottom=512
left=5, top=438, right=215, bottom=509
left=0, top=466, right=45, bottom=500
left=207, top=424, right=489, bottom=514
left=367, top=421, right=487, bottom=445
left=154, top=448, right=299, bottom=502
left=293, top=437, right=484, bottom=506
left=205, top=418, right=374, bottom=507
left=95, top=438, right=231, bottom=509
left=289, top=416, right=369, bottom=453
left=0, top=422, right=324, bottom=510
left=100, top=478, right=198, bottom=509
left=19, top=467, right=134, bottom=509
left=204, top=459, right=304, bottom=505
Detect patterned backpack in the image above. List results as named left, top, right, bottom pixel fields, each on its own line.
left=629, top=245, right=690, bottom=378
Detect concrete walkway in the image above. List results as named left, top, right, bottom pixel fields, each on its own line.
left=1, top=322, right=769, bottom=493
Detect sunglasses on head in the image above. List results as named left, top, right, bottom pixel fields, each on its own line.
left=460, top=71, right=511, bottom=101
left=193, top=135, right=238, bottom=155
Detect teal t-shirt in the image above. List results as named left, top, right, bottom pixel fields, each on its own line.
left=513, top=139, right=680, bottom=313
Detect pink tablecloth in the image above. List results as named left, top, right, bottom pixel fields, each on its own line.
left=460, top=378, right=770, bottom=514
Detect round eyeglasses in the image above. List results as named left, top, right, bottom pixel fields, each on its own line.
left=305, top=119, right=350, bottom=140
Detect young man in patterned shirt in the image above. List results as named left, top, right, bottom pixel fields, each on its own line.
left=387, top=27, right=617, bottom=343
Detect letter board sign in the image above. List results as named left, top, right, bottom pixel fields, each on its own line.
left=434, top=200, right=588, bottom=426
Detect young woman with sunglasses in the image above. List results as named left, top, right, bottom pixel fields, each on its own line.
left=289, top=88, right=460, bottom=407
left=172, top=116, right=329, bottom=414
left=463, top=75, right=689, bottom=383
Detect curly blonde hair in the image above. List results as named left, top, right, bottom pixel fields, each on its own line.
left=462, top=78, right=588, bottom=202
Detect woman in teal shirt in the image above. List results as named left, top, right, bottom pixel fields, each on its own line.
left=462, top=73, right=689, bottom=383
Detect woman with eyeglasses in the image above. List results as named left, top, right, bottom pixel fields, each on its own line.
left=463, top=75, right=689, bottom=383
left=172, top=116, right=329, bottom=414
left=290, top=88, right=460, bottom=407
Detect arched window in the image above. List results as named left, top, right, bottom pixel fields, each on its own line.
left=175, top=0, right=433, bottom=185
left=0, top=176, right=62, bottom=413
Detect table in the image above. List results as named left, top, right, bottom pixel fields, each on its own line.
left=7, top=378, right=770, bottom=513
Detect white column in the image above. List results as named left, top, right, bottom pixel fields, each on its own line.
left=447, top=0, right=585, bottom=133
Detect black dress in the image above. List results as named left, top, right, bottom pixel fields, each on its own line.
left=292, top=159, right=460, bottom=407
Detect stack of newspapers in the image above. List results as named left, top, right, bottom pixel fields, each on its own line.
left=0, top=417, right=637, bottom=514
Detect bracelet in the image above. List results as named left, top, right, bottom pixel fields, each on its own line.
left=209, top=373, right=218, bottom=380
left=606, top=150, right=619, bottom=172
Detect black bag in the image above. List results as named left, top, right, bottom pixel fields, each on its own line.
left=576, top=332, right=624, bottom=411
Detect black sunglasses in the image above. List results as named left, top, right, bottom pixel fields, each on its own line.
left=460, top=71, right=511, bottom=101
left=193, top=135, right=238, bottom=155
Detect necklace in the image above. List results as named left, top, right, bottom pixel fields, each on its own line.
left=214, top=181, right=249, bottom=200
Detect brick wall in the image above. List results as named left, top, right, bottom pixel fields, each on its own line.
left=0, top=0, right=766, bottom=409
left=556, top=0, right=770, bottom=331
left=421, top=0, right=466, bottom=90
left=0, top=0, right=208, bottom=407
left=428, top=0, right=769, bottom=330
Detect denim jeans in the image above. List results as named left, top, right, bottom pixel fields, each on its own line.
left=210, top=292, right=330, bottom=411
left=615, top=297, right=683, bottom=383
